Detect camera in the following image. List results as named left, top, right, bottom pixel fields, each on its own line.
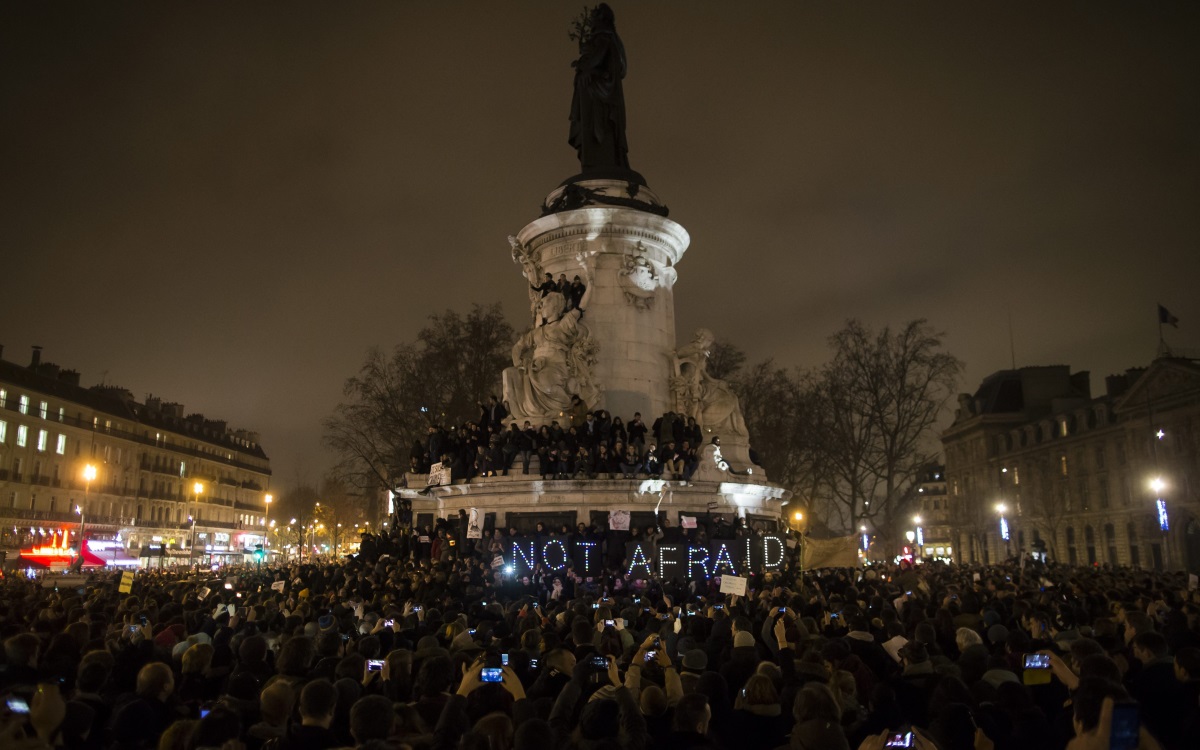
left=604, top=619, right=615, bottom=627
left=528, top=658, right=539, bottom=669
left=480, top=667, right=504, bottom=683
left=644, top=650, right=657, bottom=662
left=778, top=607, right=787, bottom=614
left=384, top=619, right=394, bottom=627
left=713, top=604, right=724, bottom=610
left=885, top=731, right=913, bottom=748
left=501, top=653, right=510, bottom=666
left=6, top=696, right=30, bottom=715
left=590, top=655, right=609, bottom=670
left=367, top=659, right=385, bottom=672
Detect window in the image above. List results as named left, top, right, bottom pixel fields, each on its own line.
left=57, top=407, right=64, bottom=423
left=36, top=430, right=48, bottom=452
left=1098, top=477, right=1109, bottom=509
left=17, top=425, right=28, bottom=447
left=1013, top=467, right=1020, bottom=486
left=1060, top=455, right=1069, bottom=476
left=1094, top=445, right=1105, bottom=469
left=0, top=388, right=5, bottom=407
left=1060, top=419, right=1070, bottom=437
left=55, top=434, right=66, bottom=455
left=38, top=401, right=48, bottom=419
left=0, top=420, right=5, bottom=443
left=19, top=395, right=29, bottom=415
left=1116, top=443, right=1126, bottom=465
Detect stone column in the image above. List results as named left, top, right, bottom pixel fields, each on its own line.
left=515, top=180, right=690, bottom=422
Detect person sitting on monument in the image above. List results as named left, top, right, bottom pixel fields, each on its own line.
left=594, top=443, right=616, bottom=479
left=568, top=394, right=589, bottom=428
left=574, top=444, right=595, bottom=479
left=541, top=443, right=559, bottom=480
left=580, top=411, right=600, bottom=448
left=685, top=416, right=703, bottom=446
left=554, top=440, right=573, bottom=479
left=531, top=271, right=556, bottom=297
left=568, top=274, right=587, bottom=311
left=620, top=444, right=641, bottom=478
left=644, top=444, right=662, bottom=478
left=555, top=273, right=570, bottom=296
left=605, top=415, right=623, bottom=446
left=659, top=440, right=685, bottom=480
left=487, top=435, right=506, bottom=476
left=514, top=421, right=536, bottom=474
left=680, top=440, right=700, bottom=480
left=628, top=411, right=648, bottom=448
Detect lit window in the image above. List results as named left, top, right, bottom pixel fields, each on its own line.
left=0, top=388, right=6, bottom=407
left=0, top=420, right=5, bottom=442
left=57, top=407, right=64, bottom=423
left=19, top=395, right=29, bottom=415
left=180, top=461, right=186, bottom=478
left=37, top=430, right=48, bottom=452
left=56, top=434, right=66, bottom=455
left=1013, top=467, right=1020, bottom=485
left=17, top=425, right=28, bottom=447
left=1059, top=419, right=1069, bottom=437
left=39, top=401, right=48, bottom=419
left=1061, top=456, right=1068, bottom=476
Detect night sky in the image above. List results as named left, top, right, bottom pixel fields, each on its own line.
left=3, top=2, right=1197, bottom=489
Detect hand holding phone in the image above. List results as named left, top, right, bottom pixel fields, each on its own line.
left=480, top=667, right=504, bottom=683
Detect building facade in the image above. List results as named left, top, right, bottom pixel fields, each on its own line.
left=942, top=357, right=1200, bottom=572
left=0, top=346, right=272, bottom=568
left=914, top=465, right=952, bottom=561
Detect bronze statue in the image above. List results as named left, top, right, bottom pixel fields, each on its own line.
left=568, top=4, right=629, bottom=173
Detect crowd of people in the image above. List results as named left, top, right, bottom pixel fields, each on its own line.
left=1, top=526, right=1198, bottom=750
left=410, top=400, right=727, bottom=483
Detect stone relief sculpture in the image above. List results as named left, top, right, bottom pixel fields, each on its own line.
left=503, top=262, right=602, bottom=421
left=617, top=241, right=661, bottom=309
left=669, top=328, right=750, bottom=441
left=509, top=235, right=542, bottom=320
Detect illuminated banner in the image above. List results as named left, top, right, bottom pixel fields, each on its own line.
left=502, top=536, right=787, bottom=579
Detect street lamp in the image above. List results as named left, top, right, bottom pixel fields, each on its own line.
left=191, top=482, right=203, bottom=568
left=264, top=493, right=273, bottom=551
left=913, top=515, right=924, bottom=557
left=188, top=515, right=196, bottom=567
left=80, top=463, right=97, bottom=562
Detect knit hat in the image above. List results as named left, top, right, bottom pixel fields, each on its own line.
left=987, top=624, right=1010, bottom=645
left=681, top=649, right=708, bottom=673
left=733, top=631, right=755, bottom=649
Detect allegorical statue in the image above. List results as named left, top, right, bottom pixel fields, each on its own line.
left=670, top=328, right=750, bottom=441
left=568, top=3, right=629, bottom=173
left=503, top=263, right=601, bottom=421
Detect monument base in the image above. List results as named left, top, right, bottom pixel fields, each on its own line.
left=398, top=471, right=788, bottom=534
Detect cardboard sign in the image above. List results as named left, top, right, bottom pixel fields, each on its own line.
left=197, top=587, right=211, bottom=600
left=719, top=575, right=747, bottom=596
left=118, top=571, right=134, bottom=594
left=491, top=555, right=505, bottom=569
left=680, top=515, right=697, bottom=529
left=418, top=536, right=431, bottom=544
left=426, top=462, right=450, bottom=486
left=467, top=508, right=482, bottom=539
left=883, top=635, right=908, bottom=663
left=972, top=572, right=981, bottom=582
left=270, top=581, right=286, bottom=592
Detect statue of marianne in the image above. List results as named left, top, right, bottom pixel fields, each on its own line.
left=568, top=4, right=630, bottom=173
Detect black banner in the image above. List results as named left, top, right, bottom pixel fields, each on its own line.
left=502, top=535, right=787, bottom=579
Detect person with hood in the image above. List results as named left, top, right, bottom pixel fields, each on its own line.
left=788, top=682, right=849, bottom=750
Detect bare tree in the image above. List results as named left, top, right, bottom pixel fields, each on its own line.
left=816, top=320, right=963, bottom=543
left=323, top=304, right=515, bottom=495
left=706, top=341, right=747, bottom=381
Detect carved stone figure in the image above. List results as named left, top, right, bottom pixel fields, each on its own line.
left=617, top=242, right=661, bottom=309
left=568, top=4, right=629, bottom=173
left=509, top=235, right=542, bottom=320
left=503, top=267, right=601, bottom=421
left=670, top=328, right=750, bottom=441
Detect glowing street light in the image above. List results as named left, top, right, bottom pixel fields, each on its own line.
left=1149, top=477, right=1166, bottom=494
left=1150, top=477, right=1169, bottom=531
